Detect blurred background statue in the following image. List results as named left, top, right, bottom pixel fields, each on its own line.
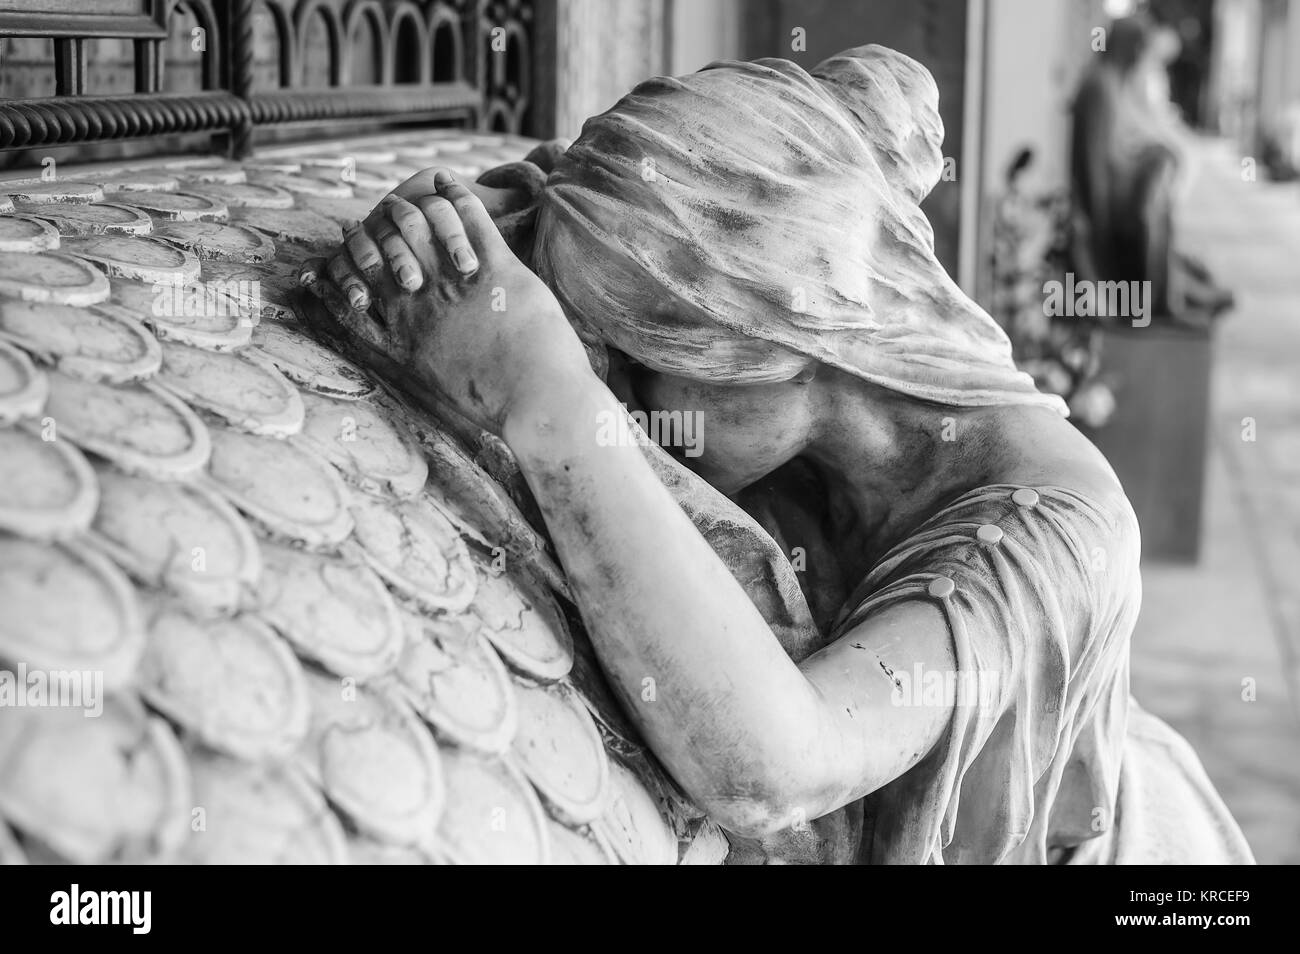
left=1070, top=14, right=1234, bottom=324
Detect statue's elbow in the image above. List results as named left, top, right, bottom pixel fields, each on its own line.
left=699, top=782, right=816, bottom=840
left=692, top=734, right=855, bottom=838
left=701, top=797, right=792, bottom=839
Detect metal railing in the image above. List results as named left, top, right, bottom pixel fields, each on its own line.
left=0, top=0, right=535, bottom=156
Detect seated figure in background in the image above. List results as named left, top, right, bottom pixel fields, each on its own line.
left=1070, top=15, right=1233, bottom=323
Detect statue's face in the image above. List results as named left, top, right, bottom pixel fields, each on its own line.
left=625, top=362, right=816, bottom=495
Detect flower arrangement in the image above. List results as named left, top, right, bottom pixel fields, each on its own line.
left=989, top=149, right=1117, bottom=429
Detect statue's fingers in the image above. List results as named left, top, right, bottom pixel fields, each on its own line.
left=362, top=202, right=391, bottom=236
left=312, top=266, right=357, bottom=321
left=386, top=195, right=446, bottom=278
left=433, top=171, right=507, bottom=263
left=414, top=193, right=478, bottom=276
left=317, top=274, right=391, bottom=354
left=344, top=223, right=384, bottom=283
left=327, top=250, right=371, bottom=311
left=297, top=256, right=328, bottom=293
left=371, top=214, right=423, bottom=292
left=387, top=167, right=444, bottom=203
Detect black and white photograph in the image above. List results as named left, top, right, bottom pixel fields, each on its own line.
left=0, top=0, right=1291, bottom=915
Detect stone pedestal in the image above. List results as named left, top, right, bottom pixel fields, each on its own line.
left=1083, top=322, right=1215, bottom=563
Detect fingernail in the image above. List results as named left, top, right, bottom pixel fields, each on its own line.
left=397, top=265, right=419, bottom=289
left=434, top=170, right=455, bottom=186
left=299, top=271, right=315, bottom=286
left=453, top=248, right=478, bottom=273
left=347, top=286, right=368, bottom=309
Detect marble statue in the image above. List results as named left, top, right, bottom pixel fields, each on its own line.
left=302, top=43, right=1253, bottom=865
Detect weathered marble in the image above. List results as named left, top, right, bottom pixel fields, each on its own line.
left=0, top=131, right=706, bottom=865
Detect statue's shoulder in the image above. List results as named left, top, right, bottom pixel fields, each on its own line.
left=858, top=476, right=1140, bottom=607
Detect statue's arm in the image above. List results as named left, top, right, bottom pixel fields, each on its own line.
left=506, top=378, right=955, bottom=837
left=302, top=174, right=957, bottom=836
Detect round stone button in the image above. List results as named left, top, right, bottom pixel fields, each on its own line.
left=1011, top=488, right=1040, bottom=508
left=977, top=524, right=1004, bottom=546
left=927, top=576, right=955, bottom=599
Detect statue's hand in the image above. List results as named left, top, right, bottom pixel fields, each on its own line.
left=303, top=170, right=589, bottom=437
left=301, top=161, right=545, bottom=311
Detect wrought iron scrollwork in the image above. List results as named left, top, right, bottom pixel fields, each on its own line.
left=480, top=0, right=532, bottom=132
left=0, top=0, right=539, bottom=156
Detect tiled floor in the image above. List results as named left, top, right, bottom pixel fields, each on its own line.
left=1128, top=138, right=1300, bottom=864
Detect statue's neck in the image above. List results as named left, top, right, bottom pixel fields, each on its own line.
left=798, top=389, right=1000, bottom=557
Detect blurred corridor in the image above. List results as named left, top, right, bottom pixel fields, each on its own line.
left=1130, top=135, right=1300, bottom=863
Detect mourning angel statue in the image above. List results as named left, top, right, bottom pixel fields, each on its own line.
left=301, top=45, right=1253, bottom=864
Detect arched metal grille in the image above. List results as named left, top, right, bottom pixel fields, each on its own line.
left=0, top=0, right=537, bottom=156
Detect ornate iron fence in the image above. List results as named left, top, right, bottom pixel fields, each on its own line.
left=0, top=0, right=537, bottom=157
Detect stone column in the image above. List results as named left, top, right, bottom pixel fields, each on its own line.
left=533, top=0, right=668, bottom=140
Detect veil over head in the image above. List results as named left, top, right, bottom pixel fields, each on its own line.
left=533, top=44, right=1067, bottom=414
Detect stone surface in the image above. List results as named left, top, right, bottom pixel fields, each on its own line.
left=0, top=132, right=701, bottom=865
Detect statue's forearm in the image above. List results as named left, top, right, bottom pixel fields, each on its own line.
left=503, top=377, right=835, bottom=834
